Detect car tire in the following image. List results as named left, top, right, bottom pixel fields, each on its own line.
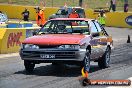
left=24, top=60, right=35, bottom=72
left=98, top=47, right=111, bottom=68
left=52, top=62, right=60, bottom=66
left=84, top=50, right=91, bottom=72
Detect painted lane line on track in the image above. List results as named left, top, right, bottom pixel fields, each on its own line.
left=107, top=77, right=132, bottom=88
left=0, top=53, right=19, bottom=59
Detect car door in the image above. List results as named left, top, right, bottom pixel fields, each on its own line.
left=94, top=21, right=108, bottom=56
left=89, top=20, right=103, bottom=60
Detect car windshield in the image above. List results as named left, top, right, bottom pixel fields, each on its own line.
left=75, top=9, right=85, bottom=17
left=56, top=8, right=85, bottom=16
left=39, top=20, right=90, bottom=35
left=56, top=9, right=62, bottom=15
left=75, top=9, right=84, bottom=13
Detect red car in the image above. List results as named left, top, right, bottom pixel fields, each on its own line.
left=20, top=18, right=113, bottom=72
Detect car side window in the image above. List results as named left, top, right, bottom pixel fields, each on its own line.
left=94, top=21, right=102, bottom=32
left=89, top=21, right=98, bottom=33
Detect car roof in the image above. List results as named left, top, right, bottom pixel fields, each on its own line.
left=68, top=7, right=84, bottom=9
left=60, top=7, right=84, bottom=9
left=60, top=6, right=84, bottom=9
left=50, top=18, right=94, bottom=21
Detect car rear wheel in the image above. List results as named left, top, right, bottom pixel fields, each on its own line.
left=98, top=47, right=111, bottom=68
left=84, top=50, right=91, bottom=72
left=24, top=60, right=35, bottom=72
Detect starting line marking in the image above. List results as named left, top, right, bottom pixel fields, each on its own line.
left=0, top=53, right=19, bottom=59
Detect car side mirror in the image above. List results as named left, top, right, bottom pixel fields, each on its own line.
left=92, top=32, right=99, bottom=37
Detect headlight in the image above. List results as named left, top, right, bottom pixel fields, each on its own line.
left=58, top=45, right=80, bottom=49
left=22, top=44, right=39, bottom=49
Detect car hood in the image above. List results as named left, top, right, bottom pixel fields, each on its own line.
left=23, top=34, right=87, bottom=45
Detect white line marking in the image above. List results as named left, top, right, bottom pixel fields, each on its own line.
left=0, top=53, right=19, bottom=59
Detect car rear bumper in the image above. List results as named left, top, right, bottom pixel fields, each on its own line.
left=19, top=48, right=86, bottom=62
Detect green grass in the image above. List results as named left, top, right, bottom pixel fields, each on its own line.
left=0, top=0, right=132, bottom=11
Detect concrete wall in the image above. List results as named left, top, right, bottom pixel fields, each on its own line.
left=85, top=9, right=132, bottom=28
left=0, top=4, right=131, bottom=28
left=0, top=4, right=58, bottom=20
left=0, top=28, right=26, bottom=53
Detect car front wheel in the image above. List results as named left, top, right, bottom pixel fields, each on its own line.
left=98, top=47, right=111, bottom=68
left=24, top=60, right=35, bottom=72
left=84, top=50, right=91, bottom=72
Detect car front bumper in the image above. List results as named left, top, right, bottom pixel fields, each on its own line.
left=20, top=48, right=86, bottom=62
